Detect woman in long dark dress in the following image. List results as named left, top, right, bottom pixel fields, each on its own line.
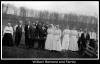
left=2, top=23, right=14, bottom=46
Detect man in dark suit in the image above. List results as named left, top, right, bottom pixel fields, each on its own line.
left=80, top=29, right=90, bottom=55
left=15, top=20, right=23, bottom=47
left=41, top=24, right=48, bottom=50
left=77, top=28, right=83, bottom=52
left=31, top=23, right=36, bottom=48
left=25, top=21, right=33, bottom=48
left=38, top=23, right=46, bottom=50
left=34, top=21, right=40, bottom=49
left=37, top=22, right=44, bottom=49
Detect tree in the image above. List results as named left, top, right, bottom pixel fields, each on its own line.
left=2, top=4, right=8, bottom=14
left=2, top=4, right=5, bottom=14
left=20, top=7, right=27, bottom=17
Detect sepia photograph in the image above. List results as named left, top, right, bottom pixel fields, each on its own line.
left=1, top=1, right=99, bottom=60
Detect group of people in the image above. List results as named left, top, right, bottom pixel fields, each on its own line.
left=24, top=21, right=48, bottom=49
left=45, top=24, right=97, bottom=53
left=2, top=20, right=48, bottom=49
left=2, top=20, right=97, bottom=55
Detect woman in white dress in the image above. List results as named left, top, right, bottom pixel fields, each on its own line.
left=53, top=25, right=62, bottom=51
left=45, top=24, right=55, bottom=50
left=69, top=28, right=78, bottom=51
left=62, top=26, right=70, bottom=51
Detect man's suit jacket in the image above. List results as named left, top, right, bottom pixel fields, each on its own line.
left=25, top=24, right=33, bottom=39
left=80, top=32, right=90, bottom=47
left=15, top=25, right=22, bottom=37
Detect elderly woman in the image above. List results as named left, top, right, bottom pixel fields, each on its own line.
left=2, top=23, right=14, bottom=46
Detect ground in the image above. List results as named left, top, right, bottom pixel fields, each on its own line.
left=2, top=44, right=94, bottom=58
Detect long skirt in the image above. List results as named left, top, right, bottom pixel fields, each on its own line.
left=45, top=34, right=54, bottom=50
left=53, top=36, right=62, bottom=51
left=69, top=36, right=78, bottom=51
left=62, top=35, right=70, bottom=50
left=2, top=33, right=13, bottom=46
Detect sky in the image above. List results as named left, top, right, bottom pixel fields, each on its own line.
left=1, top=1, right=99, bottom=17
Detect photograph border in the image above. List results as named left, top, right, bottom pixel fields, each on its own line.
left=1, top=1, right=99, bottom=60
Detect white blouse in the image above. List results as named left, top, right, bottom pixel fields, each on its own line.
left=63, top=29, right=70, bottom=35
left=91, top=32, right=97, bottom=40
left=3, top=26, right=13, bottom=36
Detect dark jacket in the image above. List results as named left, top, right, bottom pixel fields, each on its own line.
left=15, top=25, right=22, bottom=36
left=25, top=24, right=33, bottom=39
left=80, top=32, right=90, bottom=47
left=35, top=23, right=42, bottom=39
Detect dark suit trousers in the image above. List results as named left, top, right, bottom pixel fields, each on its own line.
left=77, top=37, right=82, bottom=51
left=40, top=37, right=46, bottom=49
left=25, top=37, right=33, bottom=48
left=15, top=33, right=22, bottom=46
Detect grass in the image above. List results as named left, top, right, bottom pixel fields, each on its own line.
left=2, top=46, right=81, bottom=58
